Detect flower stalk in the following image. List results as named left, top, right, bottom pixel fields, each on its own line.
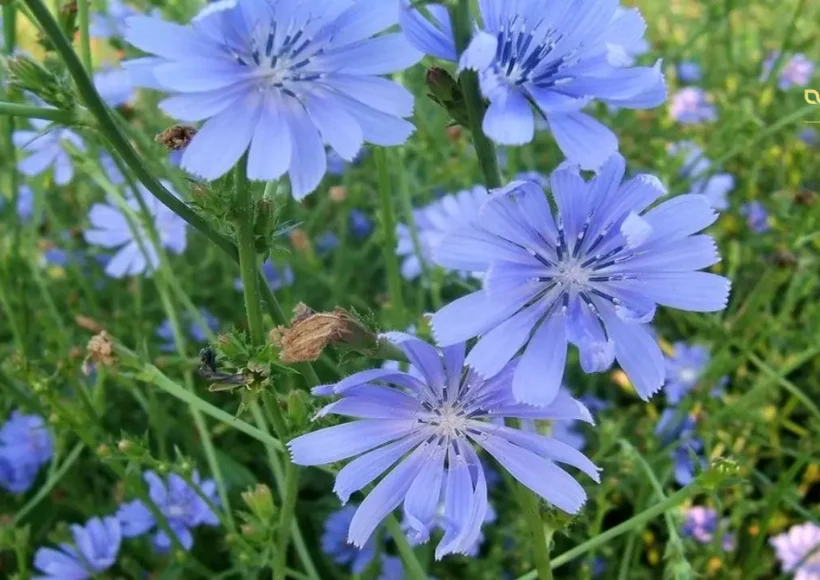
left=76, top=0, right=91, bottom=71
left=518, top=486, right=554, bottom=580
left=375, top=147, right=405, bottom=327
left=452, top=0, right=503, bottom=190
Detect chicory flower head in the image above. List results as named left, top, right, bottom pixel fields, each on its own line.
left=740, top=201, right=770, bottom=234
left=13, top=119, right=85, bottom=185
left=234, top=259, right=294, bottom=292
left=0, top=411, right=53, bottom=494
left=91, top=0, right=141, bottom=39
left=33, top=516, right=122, bottom=580
left=156, top=308, right=220, bottom=351
left=84, top=182, right=188, bottom=278
left=655, top=409, right=705, bottom=486
left=663, top=342, right=710, bottom=404
left=15, top=185, right=36, bottom=222
left=124, top=0, right=422, bottom=198
left=396, top=185, right=486, bottom=281
left=400, top=0, right=666, bottom=169
left=94, top=66, right=136, bottom=108
left=349, top=209, right=373, bottom=239
left=117, top=470, right=220, bottom=552
left=432, top=154, right=730, bottom=405
left=681, top=506, right=718, bottom=543
left=770, top=522, right=820, bottom=578
left=669, top=87, right=716, bottom=124
left=669, top=141, right=734, bottom=211
left=762, top=52, right=815, bottom=90
left=677, top=61, right=702, bottom=83
left=289, top=336, right=599, bottom=559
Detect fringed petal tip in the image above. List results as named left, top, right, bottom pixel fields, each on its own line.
left=311, top=384, right=336, bottom=397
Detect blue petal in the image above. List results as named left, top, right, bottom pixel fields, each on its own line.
left=305, top=91, right=363, bottom=162
left=316, top=34, right=422, bottom=75
left=286, top=102, right=327, bottom=200
left=458, top=31, right=498, bottom=73
left=643, top=195, right=718, bottom=244
left=483, top=91, right=535, bottom=145
left=288, top=420, right=416, bottom=465
left=513, top=314, right=567, bottom=406
left=399, top=0, right=457, bottom=61
left=624, top=272, right=730, bottom=312
left=432, top=288, right=537, bottom=346
left=247, top=94, right=292, bottom=181
left=547, top=112, right=618, bottom=170
left=327, top=0, right=401, bottom=47
left=403, top=444, right=447, bottom=543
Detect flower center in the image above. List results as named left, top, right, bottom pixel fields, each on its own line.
left=556, top=259, right=591, bottom=289
left=427, top=405, right=468, bottom=439
left=679, top=368, right=698, bottom=384
left=167, top=504, right=186, bottom=519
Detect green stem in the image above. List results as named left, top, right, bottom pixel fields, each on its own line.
left=514, top=483, right=702, bottom=579
left=76, top=0, right=91, bottom=71
left=234, top=158, right=266, bottom=345
left=452, top=0, right=502, bottom=190
left=385, top=514, right=428, bottom=580
left=0, top=101, right=75, bottom=123
left=14, top=442, right=84, bottom=524
left=375, top=147, right=404, bottom=326
left=517, top=486, right=554, bottom=580
left=275, top=462, right=300, bottom=580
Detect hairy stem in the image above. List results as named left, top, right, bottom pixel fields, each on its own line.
left=518, top=486, right=554, bottom=580
left=375, top=147, right=404, bottom=327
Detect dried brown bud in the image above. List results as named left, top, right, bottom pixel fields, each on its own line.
left=278, top=307, right=373, bottom=363
left=82, top=330, right=115, bottom=374
left=75, top=314, right=104, bottom=333
left=155, top=125, right=197, bottom=151
left=329, top=185, right=347, bottom=203
left=446, top=125, right=463, bottom=141
left=794, top=188, right=817, bottom=206
left=289, top=227, right=310, bottom=254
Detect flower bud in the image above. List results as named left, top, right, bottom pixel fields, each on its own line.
left=241, top=484, right=276, bottom=522
left=425, top=66, right=470, bottom=127
left=286, top=390, right=312, bottom=430
left=82, top=330, right=115, bottom=375
left=276, top=306, right=376, bottom=363
left=329, top=185, right=347, bottom=203
left=3, top=53, right=73, bottom=109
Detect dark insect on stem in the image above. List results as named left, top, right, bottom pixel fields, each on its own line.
left=198, top=347, right=247, bottom=391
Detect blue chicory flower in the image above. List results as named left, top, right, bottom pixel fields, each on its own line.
left=663, top=342, right=710, bottom=404
left=404, top=502, right=497, bottom=558
left=677, top=61, right=702, bottom=83
left=124, top=0, right=422, bottom=198
left=13, top=119, right=86, bottom=185
left=289, top=336, right=600, bottom=558
left=15, top=185, right=36, bottom=222
left=349, top=209, right=373, bottom=239
left=396, top=185, right=486, bottom=281
left=156, top=308, right=220, bottom=351
left=33, top=516, right=121, bottom=580
left=401, top=0, right=665, bottom=169
left=84, top=182, right=188, bottom=278
left=798, top=127, right=818, bottom=147
left=762, top=52, right=815, bottom=90
left=669, top=141, right=734, bottom=211
left=770, top=522, right=820, bottom=578
left=234, top=260, right=294, bottom=292
left=655, top=409, right=705, bottom=486
left=0, top=411, right=53, bottom=494
left=681, top=506, right=718, bottom=543
left=99, top=152, right=126, bottom=185
left=401, top=0, right=665, bottom=170
left=740, top=201, right=769, bottom=233
left=669, top=87, right=716, bottom=124
left=94, top=66, right=136, bottom=108
left=90, top=0, right=141, bottom=39
left=117, top=470, right=220, bottom=552
left=327, top=147, right=368, bottom=177
left=431, top=154, right=730, bottom=405
left=316, top=231, right=340, bottom=256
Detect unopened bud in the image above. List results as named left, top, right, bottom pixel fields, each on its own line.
left=96, top=444, right=111, bottom=458
left=289, top=228, right=310, bottom=254
left=117, top=439, right=132, bottom=452
left=277, top=306, right=375, bottom=363
left=75, top=315, right=104, bottom=333
left=286, top=390, right=311, bottom=429
left=253, top=198, right=276, bottom=253
left=2, top=54, right=72, bottom=109
left=241, top=484, right=276, bottom=521
left=425, top=66, right=470, bottom=127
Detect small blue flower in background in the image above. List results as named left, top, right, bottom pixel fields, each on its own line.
left=90, top=0, right=140, bottom=39
left=124, top=0, right=422, bottom=198
left=681, top=506, right=718, bottom=543
left=663, top=342, right=710, bottom=404
left=316, top=232, right=340, bottom=256
left=762, top=52, right=815, bottom=90
left=13, top=119, right=85, bottom=185
left=234, top=260, right=294, bottom=293
left=327, top=148, right=368, bottom=178
left=0, top=411, right=53, bottom=494
left=655, top=409, right=705, bottom=486
left=669, top=87, right=716, bottom=124
left=740, top=202, right=770, bottom=233
left=770, top=522, right=820, bottom=578
left=99, top=152, right=126, bottom=185
left=669, top=141, right=734, bottom=210
left=15, top=185, right=36, bottom=222
left=677, top=61, right=702, bottom=83
left=84, top=182, right=188, bottom=278
left=289, top=337, right=599, bottom=558
left=401, top=0, right=666, bottom=169
left=94, top=66, right=136, bottom=108
left=432, top=154, right=730, bottom=405
left=396, top=185, right=486, bottom=281
left=349, top=210, right=373, bottom=239
left=33, top=516, right=121, bottom=580
left=117, top=470, right=220, bottom=552
left=156, top=308, right=220, bottom=351
left=798, top=127, right=818, bottom=147
left=321, top=506, right=406, bottom=579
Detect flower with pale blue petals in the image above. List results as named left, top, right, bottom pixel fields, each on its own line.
left=289, top=336, right=599, bottom=558
left=94, top=66, right=136, bottom=108
left=90, top=0, right=141, bottom=39
left=13, top=119, right=85, bottom=185
left=124, top=0, right=422, bottom=198
left=100, top=152, right=126, bottom=185
left=117, top=470, right=219, bottom=552
left=677, top=61, right=702, bottom=83
left=401, top=0, right=666, bottom=169
left=15, top=185, right=36, bottom=221
left=321, top=506, right=405, bottom=578
left=405, top=502, right=496, bottom=557
left=328, top=147, right=368, bottom=177
left=799, top=128, right=818, bottom=147
left=235, top=260, right=294, bottom=292
left=0, top=411, right=53, bottom=494
left=156, top=308, right=219, bottom=351
left=770, top=522, right=820, bottom=578
left=669, top=87, right=716, bottom=124
left=396, top=185, right=486, bottom=281
left=514, top=171, right=549, bottom=190
left=681, top=506, right=718, bottom=542
left=669, top=141, right=734, bottom=210
left=740, top=201, right=769, bottom=233
left=33, top=516, right=121, bottom=580
left=84, top=182, right=188, bottom=278
left=316, top=231, right=339, bottom=256
left=655, top=409, right=704, bottom=486
left=431, top=154, right=730, bottom=405
left=762, top=52, right=815, bottom=90
left=663, top=342, right=710, bottom=404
